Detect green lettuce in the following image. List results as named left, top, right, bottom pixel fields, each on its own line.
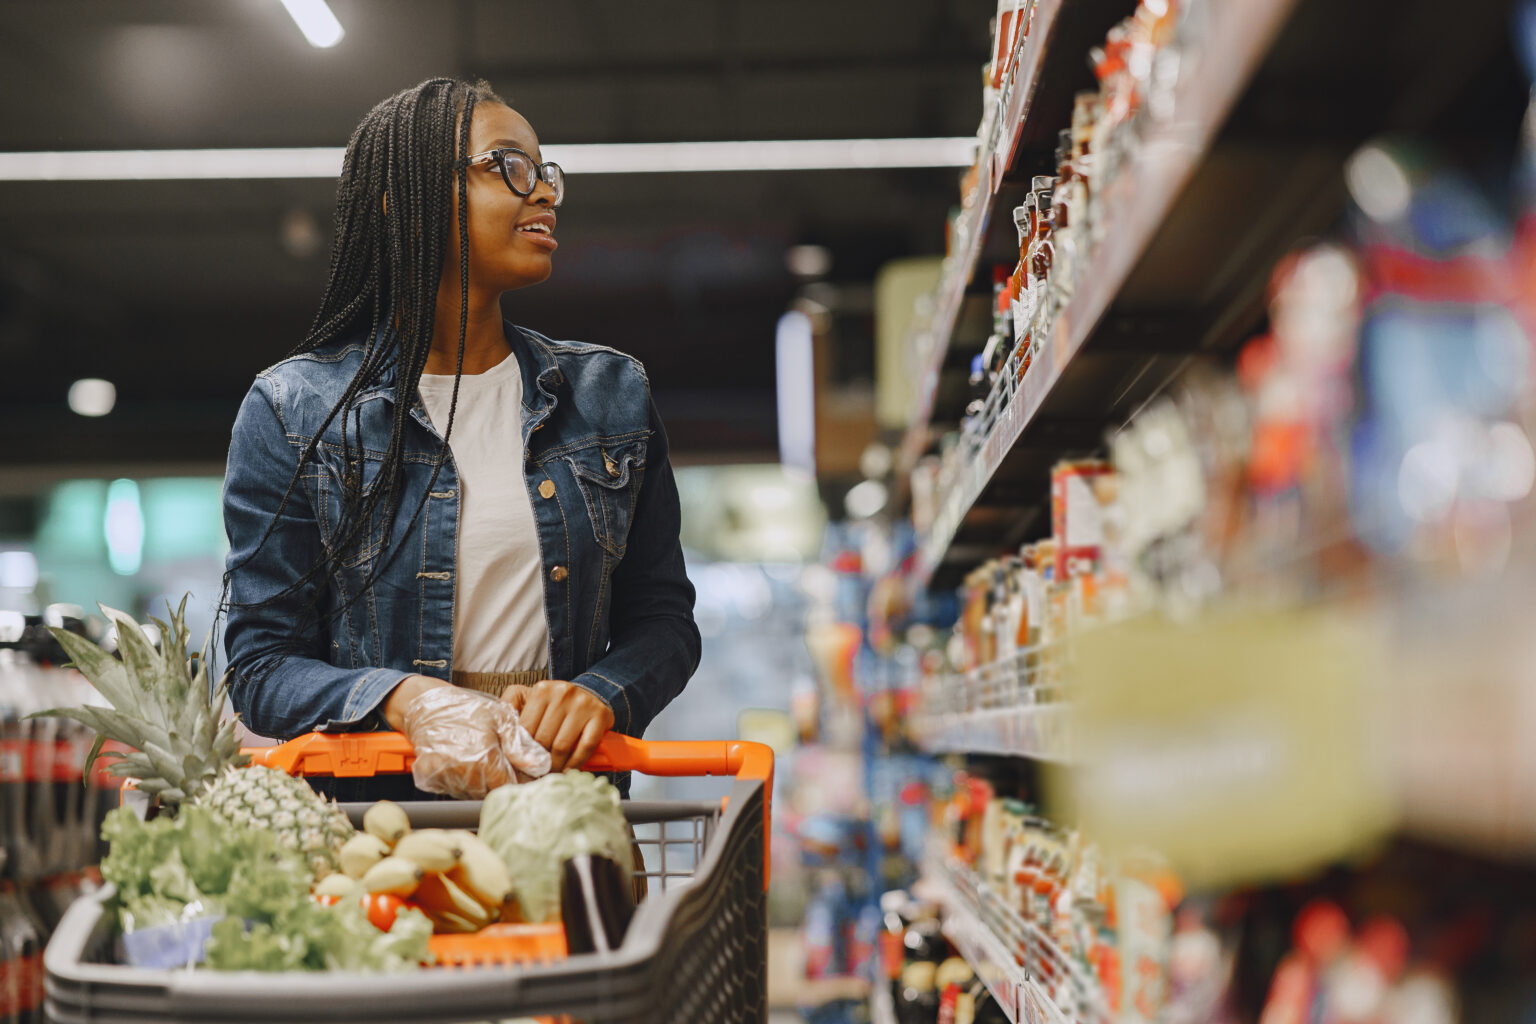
left=101, top=805, right=431, bottom=972
left=478, top=771, right=632, bottom=922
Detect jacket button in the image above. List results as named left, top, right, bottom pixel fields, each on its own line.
left=538, top=479, right=556, bottom=500
left=550, top=565, right=569, bottom=583
left=604, top=457, right=619, bottom=478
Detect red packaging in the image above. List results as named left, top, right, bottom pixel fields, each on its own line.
left=1051, top=459, right=1113, bottom=578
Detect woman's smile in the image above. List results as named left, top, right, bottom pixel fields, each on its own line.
left=515, top=211, right=558, bottom=250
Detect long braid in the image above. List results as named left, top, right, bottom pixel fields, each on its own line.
left=221, top=77, right=501, bottom=627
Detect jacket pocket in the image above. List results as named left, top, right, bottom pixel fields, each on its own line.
left=564, top=439, right=647, bottom=558
left=311, top=446, right=386, bottom=569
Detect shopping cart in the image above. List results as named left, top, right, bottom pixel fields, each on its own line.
left=43, top=730, right=773, bottom=1024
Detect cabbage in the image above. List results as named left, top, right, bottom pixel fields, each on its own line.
left=478, top=772, right=632, bottom=922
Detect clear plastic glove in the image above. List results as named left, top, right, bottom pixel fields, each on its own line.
left=400, top=686, right=552, bottom=799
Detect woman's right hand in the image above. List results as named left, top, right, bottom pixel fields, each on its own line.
left=392, top=680, right=552, bottom=799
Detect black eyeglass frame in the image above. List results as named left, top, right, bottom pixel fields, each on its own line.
left=461, top=147, right=565, bottom=208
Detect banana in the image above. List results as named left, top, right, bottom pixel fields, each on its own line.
left=312, top=873, right=356, bottom=900
left=363, top=800, right=411, bottom=847
left=339, top=832, right=393, bottom=879
left=413, top=870, right=493, bottom=927
left=423, top=908, right=484, bottom=935
left=445, top=831, right=514, bottom=909
left=361, top=855, right=424, bottom=897
left=393, top=829, right=463, bottom=873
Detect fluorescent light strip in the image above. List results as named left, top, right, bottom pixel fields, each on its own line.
left=280, top=0, right=345, bottom=48
left=0, top=138, right=977, bottom=181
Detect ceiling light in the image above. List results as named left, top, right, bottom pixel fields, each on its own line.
left=776, top=311, right=816, bottom=477
left=104, top=478, right=145, bottom=577
left=0, top=551, right=38, bottom=591
left=0, top=138, right=976, bottom=181
left=786, top=244, right=833, bottom=279
left=279, top=0, right=344, bottom=48
left=68, top=378, right=117, bottom=417
left=280, top=207, right=323, bottom=259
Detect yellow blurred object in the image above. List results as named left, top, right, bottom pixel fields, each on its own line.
left=1051, top=604, right=1395, bottom=889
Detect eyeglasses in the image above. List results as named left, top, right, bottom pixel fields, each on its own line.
left=462, top=148, right=565, bottom=208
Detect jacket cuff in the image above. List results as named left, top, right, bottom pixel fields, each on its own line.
left=319, top=667, right=413, bottom=733
left=571, top=670, right=635, bottom=735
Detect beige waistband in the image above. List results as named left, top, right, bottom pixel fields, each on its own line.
left=451, top=668, right=550, bottom=696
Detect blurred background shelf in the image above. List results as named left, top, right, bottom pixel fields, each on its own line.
left=910, top=703, right=1073, bottom=763
left=925, top=849, right=1107, bottom=1024
left=903, top=0, right=1521, bottom=593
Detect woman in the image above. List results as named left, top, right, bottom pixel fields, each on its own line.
left=221, top=78, right=700, bottom=798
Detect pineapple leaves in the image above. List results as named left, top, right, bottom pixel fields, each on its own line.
left=27, top=704, right=148, bottom=753
left=83, top=733, right=108, bottom=785
left=104, top=604, right=171, bottom=705
left=45, top=626, right=141, bottom=720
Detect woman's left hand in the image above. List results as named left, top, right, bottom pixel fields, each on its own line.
left=504, top=680, right=615, bottom=773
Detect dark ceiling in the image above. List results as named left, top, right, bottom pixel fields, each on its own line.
left=0, top=0, right=993, bottom=479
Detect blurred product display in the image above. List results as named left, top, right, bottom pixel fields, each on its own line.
left=0, top=610, right=108, bottom=1023
left=839, top=0, right=1536, bottom=1022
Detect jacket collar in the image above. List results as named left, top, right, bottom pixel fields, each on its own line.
left=351, top=321, right=562, bottom=438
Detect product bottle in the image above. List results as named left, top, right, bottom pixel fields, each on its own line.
left=0, top=885, right=40, bottom=1024
left=0, top=894, right=14, bottom=1024
left=1026, top=177, right=1056, bottom=359
left=0, top=618, right=33, bottom=885
left=20, top=646, right=55, bottom=889
left=1011, top=193, right=1040, bottom=377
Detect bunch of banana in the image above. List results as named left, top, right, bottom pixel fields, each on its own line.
left=310, top=800, right=516, bottom=934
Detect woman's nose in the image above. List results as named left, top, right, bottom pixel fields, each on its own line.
left=529, top=179, right=558, bottom=207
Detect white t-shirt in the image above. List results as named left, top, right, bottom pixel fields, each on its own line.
left=417, top=351, right=550, bottom=673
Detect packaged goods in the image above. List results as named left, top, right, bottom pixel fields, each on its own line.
left=1052, top=459, right=1113, bottom=579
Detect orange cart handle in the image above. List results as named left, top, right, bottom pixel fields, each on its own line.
left=245, top=731, right=772, bottom=786
left=245, top=731, right=775, bottom=888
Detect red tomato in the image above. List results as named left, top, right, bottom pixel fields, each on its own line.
left=361, top=892, right=406, bottom=931
left=313, top=893, right=340, bottom=907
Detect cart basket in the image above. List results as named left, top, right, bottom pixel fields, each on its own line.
left=44, top=731, right=773, bottom=1024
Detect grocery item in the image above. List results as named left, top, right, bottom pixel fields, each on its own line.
left=33, top=601, right=354, bottom=878
left=560, top=854, right=636, bottom=955
left=361, top=856, right=424, bottom=898
left=445, top=830, right=515, bottom=909
left=339, top=833, right=392, bottom=879
left=411, top=871, right=492, bottom=932
left=312, top=873, right=355, bottom=900
left=363, top=800, right=411, bottom=847
left=101, top=802, right=431, bottom=972
left=478, top=771, right=633, bottom=923
left=1052, top=459, right=1113, bottom=579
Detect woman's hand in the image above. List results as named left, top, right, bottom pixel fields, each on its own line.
left=382, top=674, right=449, bottom=731
left=399, top=684, right=551, bottom=798
left=503, top=680, right=615, bottom=773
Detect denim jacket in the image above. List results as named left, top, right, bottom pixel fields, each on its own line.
left=221, top=322, right=700, bottom=749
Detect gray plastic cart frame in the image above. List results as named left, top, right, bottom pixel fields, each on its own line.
left=44, top=778, right=767, bottom=1024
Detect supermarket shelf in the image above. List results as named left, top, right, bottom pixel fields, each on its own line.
left=898, top=0, right=1063, bottom=474
left=909, top=645, right=1074, bottom=762
left=927, top=850, right=1109, bottom=1024
left=907, top=0, right=1297, bottom=595
left=911, top=703, right=1073, bottom=763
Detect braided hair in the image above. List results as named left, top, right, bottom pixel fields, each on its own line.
left=225, top=76, right=503, bottom=614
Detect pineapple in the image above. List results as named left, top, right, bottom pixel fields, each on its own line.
left=34, top=597, right=354, bottom=877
